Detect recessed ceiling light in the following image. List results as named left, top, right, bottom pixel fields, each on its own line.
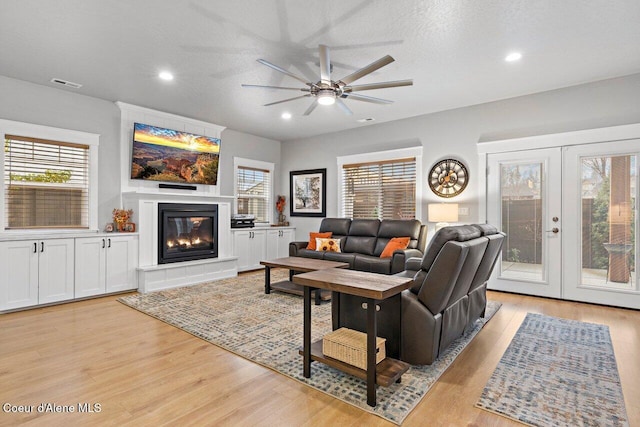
left=505, top=52, right=522, bottom=62
left=158, top=71, right=174, bottom=81
left=281, top=112, right=292, bottom=120
left=357, top=118, right=376, bottom=123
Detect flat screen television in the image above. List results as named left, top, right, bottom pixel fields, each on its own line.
left=130, top=123, right=221, bottom=185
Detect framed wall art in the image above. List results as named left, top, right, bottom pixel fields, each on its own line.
left=290, top=168, right=326, bottom=217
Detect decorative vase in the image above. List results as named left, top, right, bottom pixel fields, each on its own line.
left=115, top=221, right=126, bottom=232
left=278, top=213, right=286, bottom=225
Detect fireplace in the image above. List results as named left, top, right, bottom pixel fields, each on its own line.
left=158, top=203, right=218, bottom=264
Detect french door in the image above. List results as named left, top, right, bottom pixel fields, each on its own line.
left=487, top=141, right=640, bottom=309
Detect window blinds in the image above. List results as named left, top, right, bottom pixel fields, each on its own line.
left=236, top=165, right=271, bottom=223
left=4, top=135, right=89, bottom=229
left=342, top=157, right=416, bottom=220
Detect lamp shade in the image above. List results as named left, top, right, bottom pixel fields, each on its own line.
left=428, top=203, right=459, bottom=223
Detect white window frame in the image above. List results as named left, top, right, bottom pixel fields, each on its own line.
left=337, top=147, right=423, bottom=220
left=0, top=119, right=99, bottom=233
left=233, top=157, right=275, bottom=224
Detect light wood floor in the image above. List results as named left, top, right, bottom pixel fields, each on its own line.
left=1, top=282, right=638, bottom=426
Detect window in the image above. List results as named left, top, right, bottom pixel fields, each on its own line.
left=339, top=148, right=422, bottom=220
left=234, top=158, right=274, bottom=224
left=4, top=135, right=89, bottom=229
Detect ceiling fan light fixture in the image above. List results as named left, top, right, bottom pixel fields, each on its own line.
left=317, top=90, right=336, bottom=106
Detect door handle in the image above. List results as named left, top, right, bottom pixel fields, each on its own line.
left=546, top=228, right=559, bottom=234
left=102, top=239, right=106, bottom=248
left=40, top=242, right=44, bottom=252
left=108, top=238, right=111, bottom=248
left=34, top=242, right=37, bottom=253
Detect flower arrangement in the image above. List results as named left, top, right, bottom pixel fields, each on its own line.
left=276, top=195, right=286, bottom=225
left=112, top=208, right=133, bottom=231
left=276, top=195, right=286, bottom=214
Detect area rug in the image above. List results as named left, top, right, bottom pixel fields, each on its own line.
left=476, top=313, right=629, bottom=427
left=118, top=270, right=500, bottom=425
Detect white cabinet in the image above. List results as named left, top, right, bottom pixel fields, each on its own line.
left=232, top=229, right=267, bottom=272
left=75, top=235, right=138, bottom=298
left=0, top=238, right=74, bottom=310
left=232, top=227, right=295, bottom=272
left=266, top=228, right=295, bottom=260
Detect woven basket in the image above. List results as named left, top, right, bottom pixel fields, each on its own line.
left=322, top=327, right=386, bottom=370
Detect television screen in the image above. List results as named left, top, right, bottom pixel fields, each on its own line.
left=130, top=123, right=221, bottom=185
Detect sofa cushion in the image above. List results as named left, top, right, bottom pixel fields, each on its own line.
left=377, top=219, right=422, bottom=249
left=323, top=252, right=356, bottom=268
left=380, top=237, right=410, bottom=258
left=316, top=238, right=342, bottom=253
left=319, top=218, right=351, bottom=236
left=344, top=235, right=377, bottom=255
left=354, top=254, right=392, bottom=274
left=295, top=248, right=325, bottom=259
left=306, top=232, right=332, bottom=250
left=421, top=225, right=481, bottom=272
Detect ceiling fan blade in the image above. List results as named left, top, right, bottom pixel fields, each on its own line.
left=242, top=84, right=310, bottom=92
left=335, top=98, right=353, bottom=115
left=319, top=44, right=331, bottom=85
left=342, top=93, right=393, bottom=105
left=345, top=79, right=413, bottom=92
left=264, top=94, right=311, bottom=106
left=303, top=100, right=318, bottom=116
left=338, top=55, right=395, bottom=85
left=256, top=59, right=311, bottom=86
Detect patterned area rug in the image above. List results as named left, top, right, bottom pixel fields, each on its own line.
left=476, top=313, right=629, bottom=426
left=118, top=270, right=500, bottom=425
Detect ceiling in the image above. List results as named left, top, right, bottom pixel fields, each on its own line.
left=1, top=1, right=639, bottom=142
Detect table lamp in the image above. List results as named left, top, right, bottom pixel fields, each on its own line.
left=428, top=203, right=459, bottom=231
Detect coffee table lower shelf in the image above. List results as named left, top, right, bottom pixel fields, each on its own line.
left=299, top=340, right=410, bottom=387
left=270, top=280, right=332, bottom=301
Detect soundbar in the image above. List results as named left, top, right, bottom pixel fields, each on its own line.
left=159, top=183, right=197, bottom=191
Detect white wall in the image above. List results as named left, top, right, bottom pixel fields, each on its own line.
left=281, top=73, right=640, bottom=240
left=0, top=75, right=282, bottom=227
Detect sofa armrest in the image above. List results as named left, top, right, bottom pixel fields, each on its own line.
left=390, top=248, right=424, bottom=274
left=404, top=256, right=422, bottom=271
left=289, top=241, right=308, bottom=256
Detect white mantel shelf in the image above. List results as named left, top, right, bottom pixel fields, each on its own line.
left=121, top=191, right=235, bottom=201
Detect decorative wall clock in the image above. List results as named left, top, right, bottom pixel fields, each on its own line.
left=428, top=159, right=468, bottom=198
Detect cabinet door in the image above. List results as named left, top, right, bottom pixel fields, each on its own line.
left=38, top=239, right=75, bottom=304
left=278, top=229, right=295, bottom=258
left=265, top=229, right=280, bottom=261
left=249, top=230, right=267, bottom=269
left=233, top=230, right=252, bottom=271
left=0, top=240, right=39, bottom=310
left=75, top=237, right=107, bottom=298
left=106, top=235, right=138, bottom=292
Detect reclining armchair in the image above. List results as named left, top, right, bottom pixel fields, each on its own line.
left=334, top=224, right=505, bottom=365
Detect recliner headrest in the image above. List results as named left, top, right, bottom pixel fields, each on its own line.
left=421, top=225, right=481, bottom=271
left=471, top=223, right=498, bottom=236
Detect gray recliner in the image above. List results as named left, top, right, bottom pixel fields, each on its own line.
left=335, top=224, right=505, bottom=365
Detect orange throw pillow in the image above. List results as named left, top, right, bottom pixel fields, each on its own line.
left=380, top=237, right=411, bottom=258
left=306, top=232, right=332, bottom=250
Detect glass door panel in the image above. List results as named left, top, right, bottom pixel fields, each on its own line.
left=500, top=162, right=544, bottom=282
left=580, top=155, right=636, bottom=289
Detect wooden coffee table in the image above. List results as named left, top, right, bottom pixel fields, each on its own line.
left=293, top=268, right=412, bottom=407
left=260, top=257, right=349, bottom=305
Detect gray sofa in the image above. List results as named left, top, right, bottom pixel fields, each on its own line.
left=334, top=224, right=505, bottom=365
left=289, top=218, right=427, bottom=275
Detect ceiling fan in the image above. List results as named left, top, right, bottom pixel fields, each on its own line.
left=242, top=44, right=413, bottom=116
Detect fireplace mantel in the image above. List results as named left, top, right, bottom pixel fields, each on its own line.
left=122, top=192, right=237, bottom=292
